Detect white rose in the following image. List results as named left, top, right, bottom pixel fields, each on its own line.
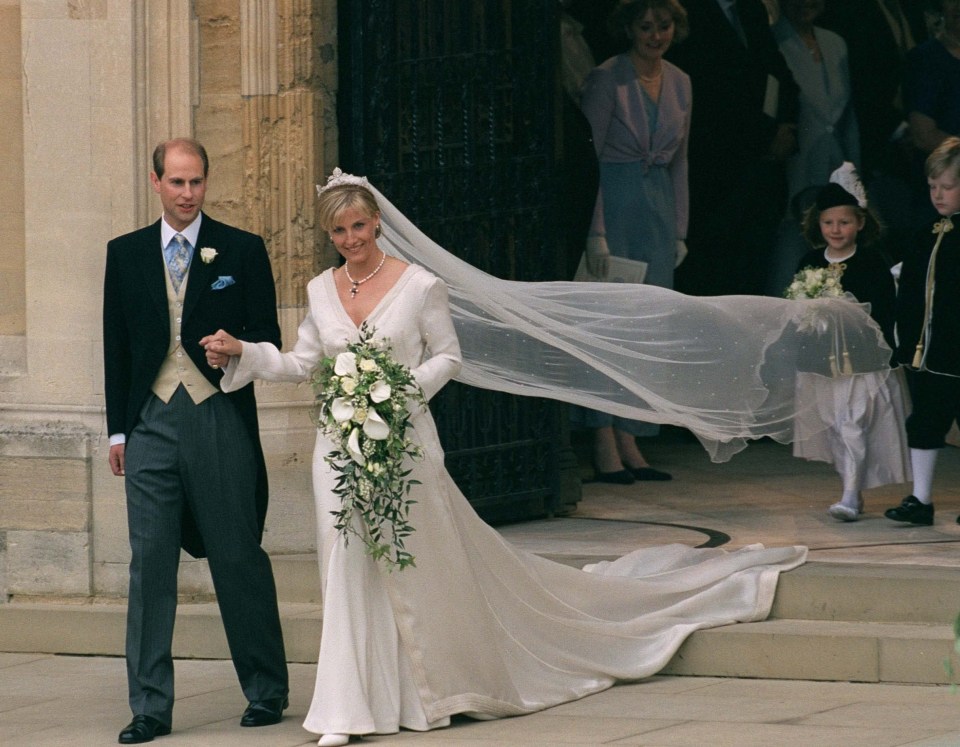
left=359, top=358, right=379, bottom=372
left=341, top=376, right=357, bottom=395
left=199, top=247, right=218, bottom=264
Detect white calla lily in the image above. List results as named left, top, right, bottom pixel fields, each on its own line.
left=330, top=397, right=355, bottom=423
left=370, top=380, right=392, bottom=403
left=362, top=409, right=390, bottom=440
left=346, top=427, right=365, bottom=465
left=334, top=352, right=358, bottom=376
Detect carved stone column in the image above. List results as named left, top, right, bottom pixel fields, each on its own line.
left=133, top=0, right=198, bottom=225
left=237, top=0, right=323, bottom=309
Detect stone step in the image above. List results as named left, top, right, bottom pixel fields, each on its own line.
left=273, top=556, right=960, bottom=627
left=0, top=601, right=321, bottom=665
left=0, top=600, right=952, bottom=685
left=273, top=553, right=321, bottom=605
left=1, top=562, right=956, bottom=685
left=772, top=562, right=960, bottom=625
left=663, top=618, right=955, bottom=685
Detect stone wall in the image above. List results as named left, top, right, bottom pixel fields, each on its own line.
left=0, top=1, right=25, bottom=347
left=1, top=0, right=337, bottom=601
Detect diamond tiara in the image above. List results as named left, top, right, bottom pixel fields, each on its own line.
left=316, top=167, right=370, bottom=196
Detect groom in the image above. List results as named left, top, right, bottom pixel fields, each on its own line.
left=103, top=138, right=288, bottom=744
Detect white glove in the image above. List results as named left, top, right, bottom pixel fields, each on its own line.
left=675, top=239, right=688, bottom=268
left=586, top=235, right=610, bottom=280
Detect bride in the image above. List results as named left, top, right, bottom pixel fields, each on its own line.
left=199, top=169, right=891, bottom=745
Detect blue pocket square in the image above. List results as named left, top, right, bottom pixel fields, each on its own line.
left=211, top=276, right=236, bottom=290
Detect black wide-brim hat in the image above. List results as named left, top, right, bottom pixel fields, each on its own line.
left=815, top=182, right=859, bottom=211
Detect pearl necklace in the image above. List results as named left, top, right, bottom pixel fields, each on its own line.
left=344, top=251, right=386, bottom=298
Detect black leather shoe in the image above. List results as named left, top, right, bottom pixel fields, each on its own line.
left=590, top=469, right=635, bottom=485
left=118, top=715, right=171, bottom=744
left=884, top=495, right=934, bottom=526
left=240, top=697, right=289, bottom=727
left=630, top=466, right=672, bottom=481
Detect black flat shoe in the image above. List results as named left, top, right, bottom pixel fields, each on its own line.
left=590, top=469, right=635, bottom=485
left=118, top=715, right=170, bottom=744
left=630, top=466, right=672, bottom=481
left=883, top=495, right=934, bottom=526
left=240, top=697, right=289, bottom=727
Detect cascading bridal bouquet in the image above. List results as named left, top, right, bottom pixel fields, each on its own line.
left=311, top=323, right=427, bottom=571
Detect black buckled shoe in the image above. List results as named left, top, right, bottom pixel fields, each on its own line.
left=240, top=697, right=289, bottom=727
left=118, top=715, right=171, bottom=744
left=883, top=495, right=934, bottom=526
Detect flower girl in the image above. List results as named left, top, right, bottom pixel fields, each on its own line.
left=788, top=163, right=911, bottom=521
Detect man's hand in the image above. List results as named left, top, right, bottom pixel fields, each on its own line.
left=200, top=329, right=242, bottom=369
left=109, top=443, right=125, bottom=476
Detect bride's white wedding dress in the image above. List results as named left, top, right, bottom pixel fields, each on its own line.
left=221, top=264, right=806, bottom=737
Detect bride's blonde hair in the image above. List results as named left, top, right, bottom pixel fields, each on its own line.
left=318, top=184, right=380, bottom=233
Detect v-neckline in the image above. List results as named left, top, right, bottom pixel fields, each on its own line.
left=326, top=264, right=415, bottom=330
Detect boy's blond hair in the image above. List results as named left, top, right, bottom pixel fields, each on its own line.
left=926, top=136, right=960, bottom=179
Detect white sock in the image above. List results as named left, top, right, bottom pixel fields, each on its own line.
left=910, top=448, right=939, bottom=504
left=840, top=489, right=861, bottom=509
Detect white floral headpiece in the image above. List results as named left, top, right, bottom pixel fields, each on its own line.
left=316, top=167, right=370, bottom=197
left=828, top=162, right=868, bottom=208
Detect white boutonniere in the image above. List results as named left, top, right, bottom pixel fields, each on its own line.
left=200, top=247, right=218, bottom=264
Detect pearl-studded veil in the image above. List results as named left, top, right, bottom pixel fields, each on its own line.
left=323, top=172, right=894, bottom=462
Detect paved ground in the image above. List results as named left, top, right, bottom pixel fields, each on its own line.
left=3, top=430, right=960, bottom=746
left=3, top=653, right=960, bottom=746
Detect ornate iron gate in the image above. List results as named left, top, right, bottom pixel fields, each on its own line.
left=337, top=0, right=580, bottom=522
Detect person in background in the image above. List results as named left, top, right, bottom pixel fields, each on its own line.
left=773, top=0, right=859, bottom=200
left=819, top=0, right=927, bottom=256
left=574, top=0, right=690, bottom=484
left=667, top=0, right=800, bottom=297
left=884, top=136, right=960, bottom=526
left=559, top=1, right=601, bottom=280
left=903, top=0, right=960, bottom=223
left=765, top=0, right=860, bottom=295
left=102, top=138, right=289, bottom=744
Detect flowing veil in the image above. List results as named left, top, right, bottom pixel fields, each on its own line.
left=361, top=180, right=893, bottom=462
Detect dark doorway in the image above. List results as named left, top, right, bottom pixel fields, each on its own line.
left=337, top=0, right=580, bottom=521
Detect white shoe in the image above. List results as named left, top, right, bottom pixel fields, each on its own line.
left=318, top=735, right=349, bottom=747
left=828, top=502, right=859, bottom=522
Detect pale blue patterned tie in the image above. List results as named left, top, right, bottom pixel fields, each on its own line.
left=168, top=233, right=190, bottom=291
